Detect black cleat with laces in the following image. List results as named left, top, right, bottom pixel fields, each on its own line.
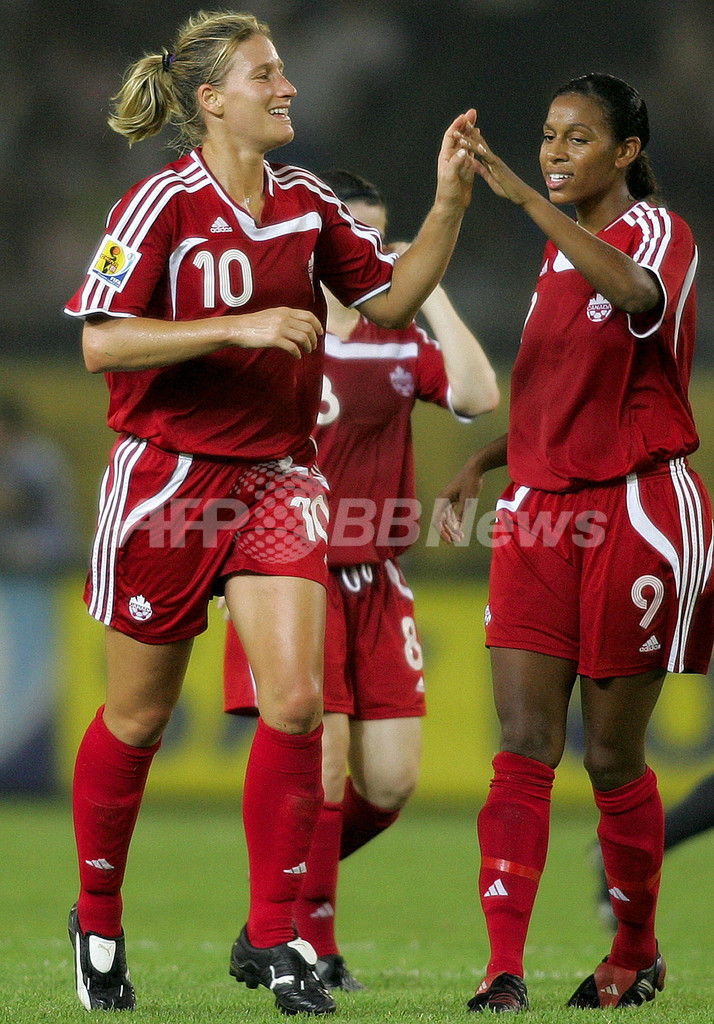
left=316, top=953, right=365, bottom=992
left=567, top=949, right=666, bottom=1008
left=230, top=925, right=336, bottom=1015
left=468, top=972, right=529, bottom=1013
left=68, top=904, right=136, bottom=1011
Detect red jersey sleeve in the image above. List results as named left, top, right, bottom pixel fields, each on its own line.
left=313, top=192, right=397, bottom=309
left=621, top=206, right=697, bottom=345
left=411, top=327, right=445, bottom=403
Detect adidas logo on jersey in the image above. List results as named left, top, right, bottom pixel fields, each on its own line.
left=639, top=634, right=661, bottom=653
left=483, top=878, right=509, bottom=898
left=210, top=216, right=232, bottom=233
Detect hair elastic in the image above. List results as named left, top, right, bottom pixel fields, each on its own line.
left=162, top=52, right=175, bottom=72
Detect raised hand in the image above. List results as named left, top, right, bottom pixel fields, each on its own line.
left=435, top=109, right=479, bottom=211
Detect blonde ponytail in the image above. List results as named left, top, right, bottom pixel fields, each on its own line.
left=108, top=53, right=179, bottom=145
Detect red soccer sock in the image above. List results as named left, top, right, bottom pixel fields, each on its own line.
left=339, top=776, right=400, bottom=860
left=293, top=801, right=343, bottom=956
left=595, top=766, right=663, bottom=969
left=73, top=706, right=160, bottom=937
left=478, top=751, right=554, bottom=978
left=243, top=719, right=324, bottom=947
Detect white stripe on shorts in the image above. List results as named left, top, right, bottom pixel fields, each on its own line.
left=89, top=437, right=147, bottom=624
left=626, top=458, right=708, bottom=672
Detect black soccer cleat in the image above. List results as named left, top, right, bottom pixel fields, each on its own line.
left=316, top=953, right=365, bottom=992
left=468, top=972, right=529, bottom=1013
left=230, top=925, right=337, bottom=1015
left=567, top=949, right=666, bottom=1008
left=68, top=904, right=136, bottom=1011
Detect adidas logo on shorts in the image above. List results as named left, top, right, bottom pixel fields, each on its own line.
left=639, top=634, right=661, bottom=653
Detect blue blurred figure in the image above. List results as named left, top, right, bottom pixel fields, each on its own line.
left=0, top=394, right=78, bottom=792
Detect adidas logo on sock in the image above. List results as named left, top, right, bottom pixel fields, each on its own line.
left=639, top=634, right=661, bottom=653
left=608, top=885, right=630, bottom=902
left=283, top=861, right=307, bottom=875
left=310, top=901, right=334, bottom=919
left=601, top=983, right=620, bottom=996
left=483, top=878, right=509, bottom=898
left=85, top=858, right=115, bottom=870
left=210, top=216, right=232, bottom=233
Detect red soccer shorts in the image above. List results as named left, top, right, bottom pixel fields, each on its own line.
left=85, top=434, right=329, bottom=643
left=224, top=558, right=427, bottom=719
left=485, top=459, right=714, bottom=678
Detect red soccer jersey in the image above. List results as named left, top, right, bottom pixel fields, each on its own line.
left=315, top=317, right=454, bottom=565
left=65, top=152, right=396, bottom=461
left=508, top=201, right=700, bottom=492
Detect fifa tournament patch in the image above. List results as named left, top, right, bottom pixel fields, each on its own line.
left=88, top=234, right=142, bottom=291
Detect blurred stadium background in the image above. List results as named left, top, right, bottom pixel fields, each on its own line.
left=1, top=0, right=714, bottom=809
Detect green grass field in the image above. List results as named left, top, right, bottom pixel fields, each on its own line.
left=1, top=798, right=712, bottom=1023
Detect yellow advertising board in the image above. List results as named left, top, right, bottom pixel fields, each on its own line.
left=57, top=577, right=714, bottom=807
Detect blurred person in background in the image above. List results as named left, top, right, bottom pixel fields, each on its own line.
left=63, top=8, right=478, bottom=1016
left=439, top=73, right=713, bottom=1012
left=0, top=394, right=78, bottom=793
left=223, top=168, right=499, bottom=990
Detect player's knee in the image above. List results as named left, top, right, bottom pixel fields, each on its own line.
left=265, top=677, right=324, bottom=734
left=583, top=752, right=645, bottom=792
left=500, top=721, right=564, bottom=770
left=583, top=733, right=646, bottom=790
left=364, top=768, right=418, bottom=810
left=106, top=703, right=173, bottom=747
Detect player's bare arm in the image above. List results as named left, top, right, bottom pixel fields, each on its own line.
left=82, top=308, right=322, bottom=372
left=436, top=432, right=508, bottom=544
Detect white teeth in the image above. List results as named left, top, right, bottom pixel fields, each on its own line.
left=270, top=108, right=289, bottom=116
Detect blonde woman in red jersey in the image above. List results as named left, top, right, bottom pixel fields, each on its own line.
left=63, top=9, right=479, bottom=1015
left=438, top=73, right=714, bottom=1012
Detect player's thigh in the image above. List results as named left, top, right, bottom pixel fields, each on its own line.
left=225, top=572, right=326, bottom=731
left=490, top=646, right=578, bottom=767
left=103, top=626, right=193, bottom=745
left=579, top=668, right=666, bottom=789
